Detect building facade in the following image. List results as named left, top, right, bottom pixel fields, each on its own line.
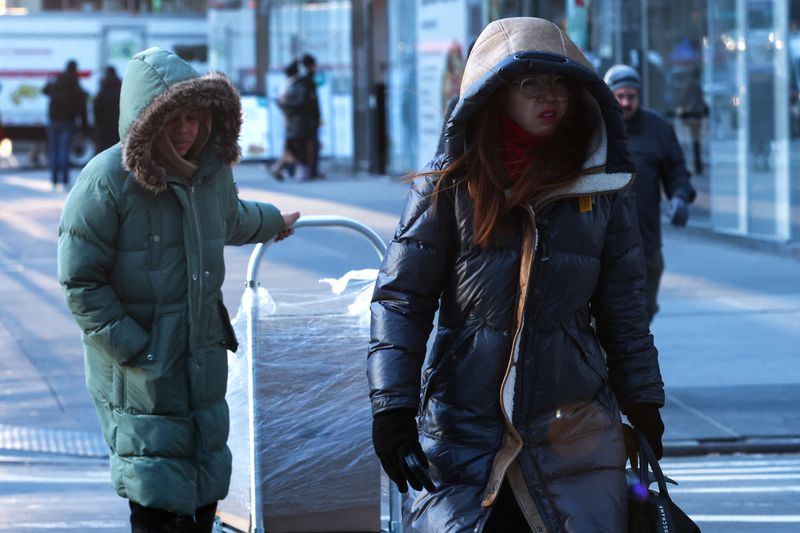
left=259, top=0, right=800, bottom=245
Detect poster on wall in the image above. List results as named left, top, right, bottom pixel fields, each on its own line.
left=239, top=95, right=270, bottom=161
left=416, top=0, right=468, bottom=168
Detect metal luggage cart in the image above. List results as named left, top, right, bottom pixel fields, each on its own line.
left=218, top=215, right=402, bottom=533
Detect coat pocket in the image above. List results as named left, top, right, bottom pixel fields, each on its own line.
left=419, top=321, right=482, bottom=416
left=124, top=311, right=190, bottom=415
left=562, top=324, right=608, bottom=385
left=206, top=300, right=238, bottom=353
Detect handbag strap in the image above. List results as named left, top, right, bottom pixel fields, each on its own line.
left=635, top=428, right=672, bottom=498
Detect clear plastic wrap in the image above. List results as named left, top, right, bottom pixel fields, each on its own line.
left=222, top=270, right=382, bottom=533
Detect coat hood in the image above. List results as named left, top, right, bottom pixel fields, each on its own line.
left=120, top=47, right=242, bottom=193
left=444, top=18, right=635, bottom=198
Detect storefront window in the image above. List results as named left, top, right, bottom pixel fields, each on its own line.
left=266, top=0, right=353, bottom=161
left=387, top=0, right=418, bottom=174
left=708, top=0, right=794, bottom=240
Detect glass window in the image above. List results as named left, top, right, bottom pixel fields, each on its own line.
left=387, top=0, right=418, bottom=173
left=266, top=0, right=354, bottom=161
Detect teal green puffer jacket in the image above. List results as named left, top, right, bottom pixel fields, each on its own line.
left=57, top=48, right=284, bottom=514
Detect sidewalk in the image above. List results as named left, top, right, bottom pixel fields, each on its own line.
left=655, top=223, right=800, bottom=455
left=0, top=162, right=797, bottom=463
left=238, top=163, right=800, bottom=457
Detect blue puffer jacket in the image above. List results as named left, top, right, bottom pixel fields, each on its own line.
left=368, top=18, right=664, bottom=533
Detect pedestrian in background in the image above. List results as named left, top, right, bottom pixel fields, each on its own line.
left=604, top=64, right=697, bottom=322
left=269, top=60, right=301, bottom=181
left=58, top=48, right=300, bottom=533
left=43, top=59, right=88, bottom=191
left=299, top=53, right=322, bottom=179
left=675, top=67, right=708, bottom=176
left=92, top=65, right=122, bottom=154
left=369, top=17, right=665, bottom=532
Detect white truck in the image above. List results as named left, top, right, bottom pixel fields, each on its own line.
left=0, top=13, right=208, bottom=166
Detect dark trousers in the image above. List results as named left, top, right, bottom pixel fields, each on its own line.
left=484, top=481, right=531, bottom=532
left=308, top=132, right=320, bottom=177
left=644, top=249, right=665, bottom=323
left=129, top=501, right=217, bottom=533
left=48, top=121, right=74, bottom=186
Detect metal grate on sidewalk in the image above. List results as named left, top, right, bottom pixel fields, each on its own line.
left=0, top=424, right=108, bottom=458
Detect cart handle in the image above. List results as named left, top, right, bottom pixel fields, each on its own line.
left=245, top=215, right=388, bottom=287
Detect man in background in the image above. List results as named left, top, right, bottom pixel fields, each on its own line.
left=92, top=66, right=122, bottom=154
left=43, top=59, right=88, bottom=191
left=604, top=64, right=697, bottom=322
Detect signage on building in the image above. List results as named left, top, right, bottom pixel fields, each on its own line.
left=416, top=0, right=468, bottom=168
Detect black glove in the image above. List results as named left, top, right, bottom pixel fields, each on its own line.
left=667, top=197, right=689, bottom=227
left=626, top=404, right=665, bottom=459
left=372, top=409, right=430, bottom=493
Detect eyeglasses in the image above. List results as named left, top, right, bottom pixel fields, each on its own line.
left=518, top=76, right=575, bottom=100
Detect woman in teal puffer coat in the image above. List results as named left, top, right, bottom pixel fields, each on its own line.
left=58, top=48, right=299, bottom=532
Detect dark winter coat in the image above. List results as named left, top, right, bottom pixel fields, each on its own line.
left=57, top=48, right=285, bottom=515
left=298, top=71, right=320, bottom=129
left=281, top=77, right=314, bottom=140
left=93, top=72, right=122, bottom=153
left=43, top=72, right=87, bottom=127
left=368, top=18, right=664, bottom=532
left=625, top=108, right=696, bottom=256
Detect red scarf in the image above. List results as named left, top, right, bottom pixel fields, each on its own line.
left=500, top=114, right=541, bottom=183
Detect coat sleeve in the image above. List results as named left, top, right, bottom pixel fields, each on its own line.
left=592, top=189, right=665, bottom=413
left=659, top=122, right=696, bottom=203
left=368, top=175, right=456, bottom=415
left=225, top=176, right=285, bottom=245
left=57, top=175, right=149, bottom=365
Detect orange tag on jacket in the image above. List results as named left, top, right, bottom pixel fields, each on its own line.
left=579, top=196, right=592, bottom=212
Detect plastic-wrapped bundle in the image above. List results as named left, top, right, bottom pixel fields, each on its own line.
left=222, top=270, right=382, bottom=533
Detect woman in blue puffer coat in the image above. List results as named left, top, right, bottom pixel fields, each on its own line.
left=368, top=18, right=665, bottom=532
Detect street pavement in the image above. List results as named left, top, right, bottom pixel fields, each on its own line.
left=0, top=162, right=798, bottom=530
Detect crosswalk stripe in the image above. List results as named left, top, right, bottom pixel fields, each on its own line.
left=672, top=485, right=800, bottom=494
left=666, top=466, right=800, bottom=475
left=673, top=473, right=800, bottom=482
left=0, top=473, right=109, bottom=484
left=690, top=515, right=800, bottom=523
left=662, top=459, right=800, bottom=469
left=0, top=521, right=128, bottom=530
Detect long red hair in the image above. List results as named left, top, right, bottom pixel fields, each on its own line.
left=420, top=85, right=596, bottom=247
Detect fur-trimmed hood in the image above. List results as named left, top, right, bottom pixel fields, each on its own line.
left=120, top=47, right=242, bottom=193
left=444, top=17, right=635, bottom=199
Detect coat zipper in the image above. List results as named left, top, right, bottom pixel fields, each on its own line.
left=189, top=185, right=205, bottom=348
left=481, top=205, right=537, bottom=508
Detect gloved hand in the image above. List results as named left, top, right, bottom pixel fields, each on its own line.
left=626, top=404, right=665, bottom=459
left=667, top=197, right=689, bottom=227
left=372, top=409, right=429, bottom=493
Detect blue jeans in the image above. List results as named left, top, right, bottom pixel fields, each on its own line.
left=48, top=121, right=74, bottom=185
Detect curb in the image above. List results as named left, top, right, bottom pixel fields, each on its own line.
left=673, top=219, right=800, bottom=261
left=664, top=436, right=800, bottom=457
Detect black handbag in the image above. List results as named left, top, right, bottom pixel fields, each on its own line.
left=627, top=428, right=701, bottom=533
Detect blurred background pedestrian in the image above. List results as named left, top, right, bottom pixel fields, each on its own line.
left=675, top=67, right=708, bottom=176
left=92, top=66, right=122, bottom=154
left=269, top=60, right=301, bottom=181
left=299, top=53, right=322, bottom=179
left=604, top=64, right=697, bottom=322
left=42, top=59, right=87, bottom=191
